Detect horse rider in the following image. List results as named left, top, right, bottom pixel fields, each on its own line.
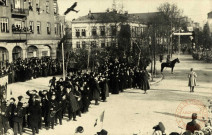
left=166, top=55, right=171, bottom=65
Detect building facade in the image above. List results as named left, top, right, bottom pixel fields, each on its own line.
left=0, top=0, right=65, bottom=67
left=70, top=10, right=156, bottom=50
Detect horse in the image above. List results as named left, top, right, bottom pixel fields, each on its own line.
left=161, top=58, right=180, bottom=73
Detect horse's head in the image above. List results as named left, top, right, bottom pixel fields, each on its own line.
left=176, top=58, right=180, bottom=63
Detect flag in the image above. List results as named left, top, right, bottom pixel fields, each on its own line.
left=100, top=111, right=105, bottom=122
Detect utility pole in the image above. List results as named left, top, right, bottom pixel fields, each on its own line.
left=170, top=20, right=173, bottom=58
left=62, top=42, right=65, bottom=80
left=154, top=24, right=156, bottom=76
left=87, top=44, right=90, bottom=69
left=178, top=27, right=181, bottom=58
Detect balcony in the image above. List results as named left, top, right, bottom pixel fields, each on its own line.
left=11, top=8, right=29, bottom=18
left=12, top=25, right=33, bottom=34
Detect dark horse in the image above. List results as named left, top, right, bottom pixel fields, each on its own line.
left=161, top=58, right=180, bottom=73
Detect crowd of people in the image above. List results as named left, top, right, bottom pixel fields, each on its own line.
left=0, top=57, right=63, bottom=83
left=0, top=58, right=150, bottom=135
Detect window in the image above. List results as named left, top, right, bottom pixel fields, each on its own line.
left=75, top=29, right=80, bottom=37
left=82, top=41, right=86, bottom=48
left=29, top=21, right=34, bottom=33
left=36, top=0, right=40, bottom=12
left=111, top=26, right=116, bottom=36
left=92, top=27, right=97, bottom=36
left=101, top=42, right=105, bottom=48
left=47, top=22, right=51, bottom=34
left=91, top=41, right=97, bottom=48
left=37, top=21, right=41, bottom=34
left=81, top=29, right=86, bottom=37
left=0, top=18, right=9, bottom=33
left=28, top=0, right=33, bottom=11
left=53, top=2, right=57, bottom=15
left=100, top=26, right=105, bottom=36
left=46, top=1, right=49, bottom=14
left=54, top=24, right=58, bottom=35
left=14, top=0, right=21, bottom=8
left=76, top=42, right=80, bottom=48
left=0, top=0, right=7, bottom=6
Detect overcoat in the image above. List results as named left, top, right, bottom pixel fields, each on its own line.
left=188, top=71, right=197, bottom=87
left=141, top=70, right=150, bottom=91
left=66, top=91, right=79, bottom=112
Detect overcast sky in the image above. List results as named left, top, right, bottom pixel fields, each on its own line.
left=58, top=0, right=212, bottom=27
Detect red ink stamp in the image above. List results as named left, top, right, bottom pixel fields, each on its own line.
left=175, top=99, right=208, bottom=129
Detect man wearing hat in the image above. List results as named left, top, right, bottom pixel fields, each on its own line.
left=65, top=86, right=79, bottom=121
left=28, top=95, right=41, bottom=135
left=0, top=100, right=10, bottom=134
left=186, top=113, right=201, bottom=133
left=8, top=98, right=16, bottom=128
left=49, top=94, right=58, bottom=129
left=13, top=96, right=24, bottom=135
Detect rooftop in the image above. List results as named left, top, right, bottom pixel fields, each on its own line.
left=72, top=11, right=159, bottom=24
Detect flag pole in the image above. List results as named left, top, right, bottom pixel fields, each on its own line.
left=62, top=42, right=65, bottom=80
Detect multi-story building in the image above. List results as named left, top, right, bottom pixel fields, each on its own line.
left=71, top=10, right=158, bottom=50
left=208, top=11, right=212, bottom=36
left=0, top=0, right=65, bottom=67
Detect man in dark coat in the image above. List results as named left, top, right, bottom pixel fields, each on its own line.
left=141, top=70, right=150, bottom=94
left=90, top=76, right=101, bottom=105
left=0, top=100, right=11, bottom=134
left=28, top=95, right=41, bottom=135
left=99, top=76, right=106, bottom=102
left=65, top=86, right=79, bottom=121
left=13, top=101, right=24, bottom=135
left=39, top=90, right=50, bottom=129
left=8, top=98, right=16, bottom=128
left=49, top=94, right=58, bottom=129
left=81, top=81, right=90, bottom=113
left=186, top=113, right=201, bottom=133
left=55, top=85, right=65, bottom=125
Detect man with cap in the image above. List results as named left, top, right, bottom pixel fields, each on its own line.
left=186, top=113, right=201, bottom=133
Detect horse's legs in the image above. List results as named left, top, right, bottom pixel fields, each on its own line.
left=171, top=67, right=174, bottom=74
left=161, top=65, right=164, bottom=73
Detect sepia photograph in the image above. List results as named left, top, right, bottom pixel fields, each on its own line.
left=0, top=0, right=212, bottom=134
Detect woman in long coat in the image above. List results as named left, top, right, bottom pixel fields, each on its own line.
left=141, top=70, right=150, bottom=94
left=188, top=68, right=197, bottom=92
